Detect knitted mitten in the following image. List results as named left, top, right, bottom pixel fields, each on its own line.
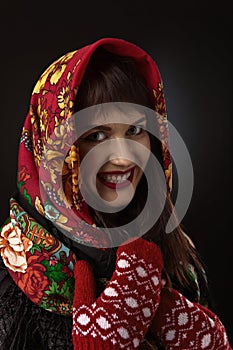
left=72, top=237, right=163, bottom=350
left=150, top=287, right=232, bottom=349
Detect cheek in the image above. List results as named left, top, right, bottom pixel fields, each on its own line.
left=140, top=134, right=151, bottom=157
left=135, top=134, right=151, bottom=168
left=78, top=143, right=93, bottom=163
left=143, top=134, right=151, bottom=151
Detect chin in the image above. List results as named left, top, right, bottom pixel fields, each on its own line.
left=98, top=187, right=136, bottom=209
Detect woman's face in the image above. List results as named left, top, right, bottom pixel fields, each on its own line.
left=77, top=109, right=151, bottom=207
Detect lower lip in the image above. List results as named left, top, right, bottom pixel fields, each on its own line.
left=97, top=168, right=135, bottom=189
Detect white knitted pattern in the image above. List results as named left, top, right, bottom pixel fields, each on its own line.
left=156, top=291, right=230, bottom=349
left=73, top=251, right=161, bottom=349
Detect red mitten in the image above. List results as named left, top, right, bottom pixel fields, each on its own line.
left=150, top=287, right=232, bottom=349
left=72, top=237, right=163, bottom=350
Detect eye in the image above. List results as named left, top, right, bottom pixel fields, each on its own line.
left=85, top=131, right=106, bottom=142
left=127, top=125, right=143, bottom=136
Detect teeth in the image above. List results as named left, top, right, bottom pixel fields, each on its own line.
left=100, top=171, right=131, bottom=183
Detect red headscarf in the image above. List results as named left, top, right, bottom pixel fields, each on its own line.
left=17, top=37, right=172, bottom=247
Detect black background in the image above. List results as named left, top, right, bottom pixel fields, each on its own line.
left=0, top=1, right=232, bottom=343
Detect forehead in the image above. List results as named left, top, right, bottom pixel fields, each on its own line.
left=94, top=107, right=146, bottom=125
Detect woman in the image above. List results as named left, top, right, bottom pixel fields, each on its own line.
left=0, top=38, right=231, bottom=349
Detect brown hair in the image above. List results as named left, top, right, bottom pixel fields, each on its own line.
left=75, top=47, right=210, bottom=305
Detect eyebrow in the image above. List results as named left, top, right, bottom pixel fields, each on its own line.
left=90, top=125, right=111, bottom=131
left=87, top=117, right=147, bottom=132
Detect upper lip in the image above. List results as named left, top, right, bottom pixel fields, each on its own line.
left=98, top=166, right=135, bottom=176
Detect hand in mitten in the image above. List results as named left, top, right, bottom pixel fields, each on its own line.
left=72, top=237, right=163, bottom=350
left=150, top=287, right=232, bottom=349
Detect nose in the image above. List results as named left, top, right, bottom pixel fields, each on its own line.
left=109, top=157, right=133, bottom=167
left=108, top=138, right=134, bottom=167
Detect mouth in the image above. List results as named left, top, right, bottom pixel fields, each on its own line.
left=97, top=167, right=135, bottom=189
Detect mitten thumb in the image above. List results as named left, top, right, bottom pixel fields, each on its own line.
left=73, top=260, right=96, bottom=308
